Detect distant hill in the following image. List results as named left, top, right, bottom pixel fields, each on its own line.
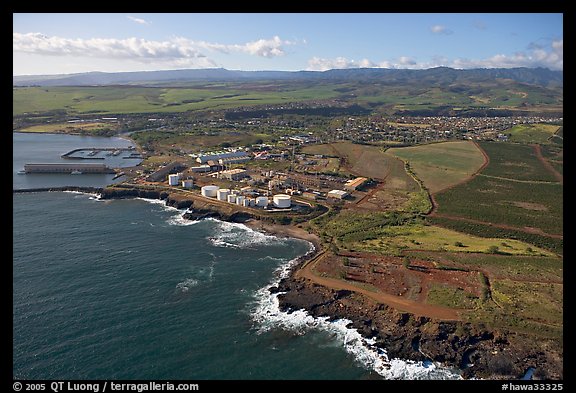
left=13, top=67, right=563, bottom=88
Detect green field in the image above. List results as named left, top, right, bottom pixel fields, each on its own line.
left=505, top=123, right=561, bottom=144
left=18, top=122, right=116, bottom=133
left=13, top=85, right=340, bottom=116
left=435, top=175, right=562, bottom=235
left=388, top=141, right=486, bottom=193
left=479, top=142, right=558, bottom=182
left=357, top=223, right=554, bottom=256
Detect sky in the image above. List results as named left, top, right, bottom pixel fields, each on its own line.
left=13, top=13, right=563, bottom=76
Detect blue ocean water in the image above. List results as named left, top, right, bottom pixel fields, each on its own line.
left=13, top=134, right=461, bottom=380
left=13, top=132, right=141, bottom=190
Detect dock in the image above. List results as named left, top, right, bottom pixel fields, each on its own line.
left=24, top=163, right=116, bottom=174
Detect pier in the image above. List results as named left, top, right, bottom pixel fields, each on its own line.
left=24, top=163, right=116, bottom=174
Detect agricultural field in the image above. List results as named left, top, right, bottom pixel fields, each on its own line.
left=388, top=141, right=486, bottom=193
left=504, top=123, right=561, bottom=144
left=540, top=144, right=564, bottom=175
left=356, top=223, right=554, bottom=257
left=478, top=141, right=558, bottom=182
left=434, top=175, right=562, bottom=235
left=13, top=85, right=341, bottom=116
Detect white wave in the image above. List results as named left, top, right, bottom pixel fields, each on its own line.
left=206, top=219, right=289, bottom=249
left=63, top=190, right=101, bottom=199
left=135, top=197, right=179, bottom=212
left=167, top=215, right=201, bottom=226
left=135, top=197, right=198, bottom=227
left=250, top=247, right=462, bottom=380
left=176, top=278, right=199, bottom=293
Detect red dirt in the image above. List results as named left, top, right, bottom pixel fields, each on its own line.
left=533, top=144, right=563, bottom=184
left=297, top=252, right=463, bottom=321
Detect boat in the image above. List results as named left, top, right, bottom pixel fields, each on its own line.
left=17, top=170, right=26, bottom=175
left=70, top=170, right=83, bottom=175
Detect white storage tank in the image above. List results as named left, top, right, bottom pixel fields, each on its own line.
left=256, top=196, right=269, bottom=207
left=249, top=199, right=255, bottom=207
left=217, top=188, right=230, bottom=201
left=201, top=185, right=219, bottom=197
left=168, top=174, right=180, bottom=186
left=181, top=179, right=194, bottom=188
left=242, top=199, right=250, bottom=207
left=273, top=194, right=291, bottom=208
left=236, top=195, right=245, bottom=206
left=227, top=194, right=237, bottom=204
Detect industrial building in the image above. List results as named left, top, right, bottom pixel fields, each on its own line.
left=190, top=165, right=212, bottom=173
left=147, top=162, right=186, bottom=182
left=168, top=173, right=180, bottom=186
left=201, top=185, right=219, bottom=198
left=181, top=179, right=194, bottom=188
left=220, top=168, right=249, bottom=181
left=273, top=194, right=292, bottom=208
left=196, top=151, right=249, bottom=164
left=345, top=177, right=369, bottom=191
left=219, top=156, right=251, bottom=166
left=327, top=189, right=349, bottom=199
left=217, top=189, right=230, bottom=201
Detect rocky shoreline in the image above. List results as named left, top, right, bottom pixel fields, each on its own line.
left=273, top=272, right=562, bottom=380
left=16, top=185, right=562, bottom=380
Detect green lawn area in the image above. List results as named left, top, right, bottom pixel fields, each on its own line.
left=388, top=141, right=486, bottom=193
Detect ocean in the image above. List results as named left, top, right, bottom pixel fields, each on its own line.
left=13, top=133, right=461, bottom=380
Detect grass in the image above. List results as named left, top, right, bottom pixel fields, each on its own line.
left=505, top=124, right=561, bottom=144
left=433, top=141, right=563, bottom=236
left=428, top=216, right=563, bottom=255
left=404, top=251, right=562, bottom=282
left=434, top=175, right=562, bottom=235
left=479, top=141, right=559, bottom=182
left=17, top=122, right=116, bottom=133
left=357, top=223, right=555, bottom=256
left=388, top=141, right=486, bottom=193
left=13, top=85, right=341, bottom=116
left=426, top=283, right=480, bottom=309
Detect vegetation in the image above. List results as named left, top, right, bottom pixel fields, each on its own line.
left=356, top=223, right=554, bottom=256
left=505, top=123, right=561, bottom=144
left=428, top=216, right=563, bottom=255
left=388, top=141, right=486, bottom=193
left=479, top=141, right=559, bottom=182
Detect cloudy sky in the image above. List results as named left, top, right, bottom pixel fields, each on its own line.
left=13, top=13, right=563, bottom=75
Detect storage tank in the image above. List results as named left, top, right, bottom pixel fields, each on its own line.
left=236, top=195, right=245, bottom=206
left=248, top=199, right=255, bottom=207
left=201, top=185, right=219, bottom=197
left=273, top=194, right=291, bottom=208
left=256, top=196, right=269, bottom=207
left=181, top=179, right=194, bottom=188
left=227, top=194, right=237, bottom=204
left=242, top=199, right=250, bottom=207
left=217, top=188, right=230, bottom=201
left=168, top=174, right=180, bottom=186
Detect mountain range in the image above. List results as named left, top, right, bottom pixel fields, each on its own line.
left=13, top=67, right=563, bottom=88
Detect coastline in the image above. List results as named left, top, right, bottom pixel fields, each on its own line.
left=15, top=186, right=562, bottom=380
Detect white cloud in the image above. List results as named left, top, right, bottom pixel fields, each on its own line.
left=177, top=35, right=294, bottom=57
left=127, top=16, right=149, bottom=25
left=13, top=33, right=296, bottom=69
left=430, top=25, right=453, bottom=35
left=307, top=57, right=375, bottom=71
left=307, top=39, right=563, bottom=71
